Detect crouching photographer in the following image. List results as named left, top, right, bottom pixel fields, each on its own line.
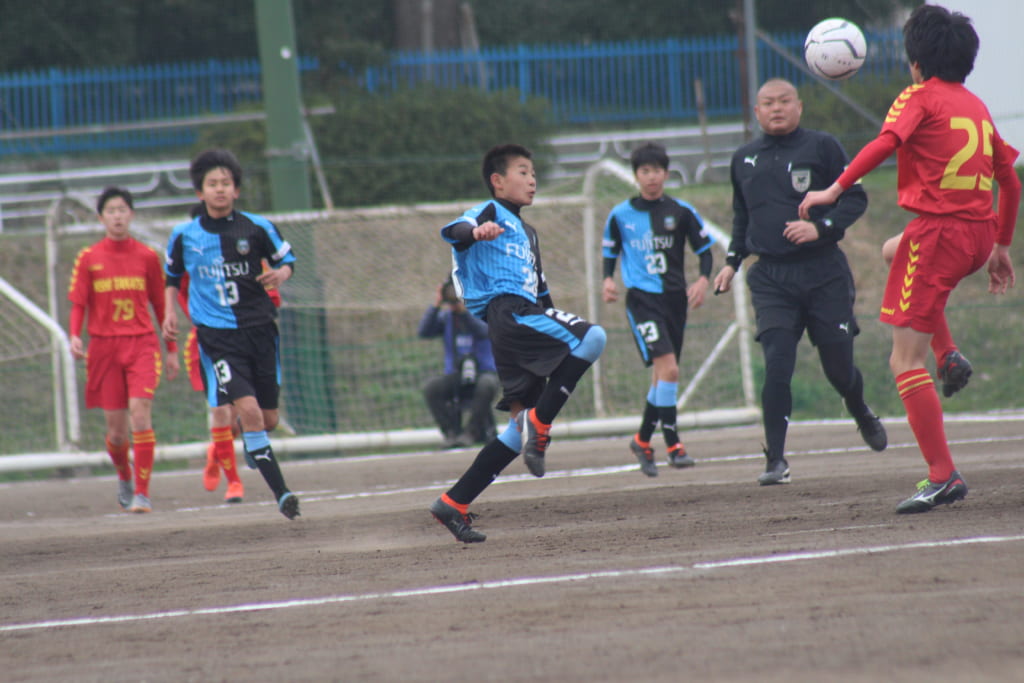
left=418, top=278, right=499, bottom=448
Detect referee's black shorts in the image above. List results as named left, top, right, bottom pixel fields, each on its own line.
left=746, top=248, right=859, bottom=346
left=485, top=294, right=595, bottom=410
left=625, top=288, right=688, bottom=366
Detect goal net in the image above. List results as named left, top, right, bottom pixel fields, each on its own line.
left=3, top=161, right=757, bottom=459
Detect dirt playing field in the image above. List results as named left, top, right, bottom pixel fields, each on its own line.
left=2, top=413, right=1023, bottom=682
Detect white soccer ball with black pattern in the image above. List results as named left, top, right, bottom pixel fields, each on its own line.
left=804, top=18, right=867, bottom=81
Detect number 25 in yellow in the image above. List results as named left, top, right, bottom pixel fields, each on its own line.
left=941, top=116, right=994, bottom=191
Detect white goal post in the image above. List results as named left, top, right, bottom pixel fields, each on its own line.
left=0, top=276, right=79, bottom=451
left=0, top=160, right=759, bottom=471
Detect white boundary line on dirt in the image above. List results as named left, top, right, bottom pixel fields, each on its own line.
left=76, top=430, right=1022, bottom=517
left=4, top=533, right=1023, bottom=634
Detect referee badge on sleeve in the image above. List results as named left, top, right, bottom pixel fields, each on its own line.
left=791, top=169, right=811, bottom=193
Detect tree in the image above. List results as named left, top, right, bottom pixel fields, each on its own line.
left=0, top=0, right=916, bottom=72
left=467, top=0, right=914, bottom=45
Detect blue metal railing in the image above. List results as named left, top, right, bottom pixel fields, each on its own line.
left=0, top=30, right=905, bottom=155
left=0, top=57, right=319, bottom=155
left=363, top=29, right=905, bottom=123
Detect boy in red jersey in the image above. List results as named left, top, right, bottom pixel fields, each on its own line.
left=799, top=4, right=1021, bottom=514
left=68, top=187, right=179, bottom=513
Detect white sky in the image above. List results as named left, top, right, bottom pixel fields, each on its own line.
left=935, top=0, right=1024, bottom=158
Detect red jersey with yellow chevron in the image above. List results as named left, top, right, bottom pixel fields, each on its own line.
left=67, top=236, right=166, bottom=337
left=882, top=78, right=1018, bottom=221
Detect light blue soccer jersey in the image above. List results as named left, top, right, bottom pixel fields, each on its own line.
left=602, top=195, right=714, bottom=293
left=165, top=210, right=295, bottom=329
left=441, top=199, right=548, bottom=318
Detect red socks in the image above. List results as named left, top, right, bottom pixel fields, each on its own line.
left=132, top=429, right=156, bottom=495
left=211, top=426, right=242, bottom=484
left=895, top=369, right=954, bottom=483
left=106, top=437, right=132, bottom=481
left=930, top=315, right=956, bottom=367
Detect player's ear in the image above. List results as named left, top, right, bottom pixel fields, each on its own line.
left=490, top=172, right=504, bottom=193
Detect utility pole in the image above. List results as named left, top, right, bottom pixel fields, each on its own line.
left=743, top=0, right=758, bottom=140
left=254, top=0, right=312, bottom=211
left=254, top=0, right=334, bottom=432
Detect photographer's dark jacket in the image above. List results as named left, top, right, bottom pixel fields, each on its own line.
left=417, top=306, right=497, bottom=374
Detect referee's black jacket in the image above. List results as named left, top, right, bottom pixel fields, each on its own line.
left=726, top=126, right=867, bottom=268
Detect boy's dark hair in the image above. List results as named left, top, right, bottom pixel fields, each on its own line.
left=97, top=186, right=134, bottom=214
left=440, top=277, right=459, bottom=304
left=481, top=144, right=532, bottom=196
left=904, top=4, right=978, bottom=83
left=190, top=148, right=244, bottom=191
left=630, top=142, right=670, bottom=172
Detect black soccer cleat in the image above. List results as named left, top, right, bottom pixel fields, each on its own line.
left=854, top=409, right=887, bottom=452
left=629, top=436, right=658, bottom=477
left=430, top=497, right=486, bottom=543
left=519, top=408, right=551, bottom=478
left=758, top=458, right=790, bottom=486
left=278, top=492, right=301, bottom=520
left=896, top=471, right=967, bottom=514
left=666, top=444, right=695, bottom=469
left=937, top=350, right=972, bottom=398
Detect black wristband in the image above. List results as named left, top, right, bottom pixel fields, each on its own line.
left=815, top=218, right=835, bottom=239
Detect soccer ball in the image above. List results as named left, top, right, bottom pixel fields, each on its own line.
left=804, top=18, right=867, bottom=81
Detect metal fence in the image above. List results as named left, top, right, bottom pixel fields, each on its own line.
left=0, top=30, right=905, bottom=155
left=0, top=57, right=319, bottom=155
left=364, top=29, right=906, bottom=122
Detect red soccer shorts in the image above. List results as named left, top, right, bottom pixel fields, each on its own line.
left=84, top=333, right=162, bottom=410
left=880, top=214, right=995, bottom=334
left=183, top=327, right=204, bottom=392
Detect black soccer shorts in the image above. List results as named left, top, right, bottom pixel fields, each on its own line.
left=195, top=322, right=281, bottom=409
left=485, top=294, right=595, bottom=410
left=624, top=288, right=688, bottom=366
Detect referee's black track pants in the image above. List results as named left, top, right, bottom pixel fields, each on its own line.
left=759, top=328, right=867, bottom=461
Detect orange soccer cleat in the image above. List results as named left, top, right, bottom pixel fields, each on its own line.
left=202, top=443, right=220, bottom=492
left=224, top=480, right=244, bottom=504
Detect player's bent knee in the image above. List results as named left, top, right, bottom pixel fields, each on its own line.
left=572, top=325, right=606, bottom=362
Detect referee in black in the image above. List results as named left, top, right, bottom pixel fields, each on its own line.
left=713, top=78, right=887, bottom=485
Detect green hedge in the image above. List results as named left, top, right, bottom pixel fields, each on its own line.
left=195, top=87, right=556, bottom=210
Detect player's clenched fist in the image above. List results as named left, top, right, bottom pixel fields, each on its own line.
left=472, top=221, right=504, bottom=241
